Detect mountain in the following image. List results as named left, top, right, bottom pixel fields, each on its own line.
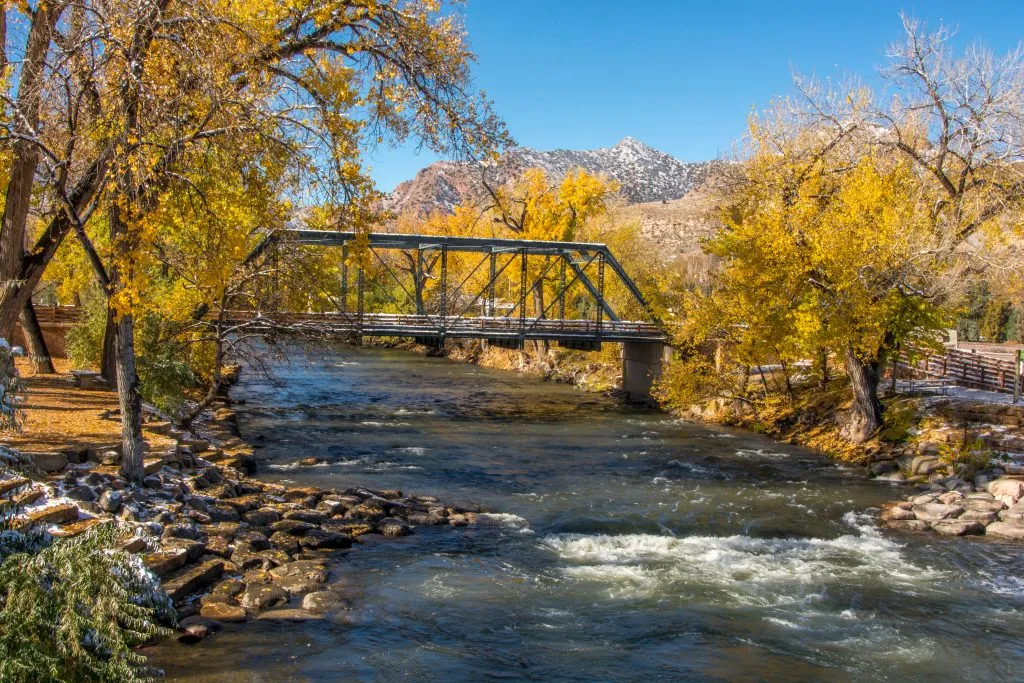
left=383, top=137, right=718, bottom=217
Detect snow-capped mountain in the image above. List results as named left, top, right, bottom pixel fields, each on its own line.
left=383, top=137, right=717, bottom=216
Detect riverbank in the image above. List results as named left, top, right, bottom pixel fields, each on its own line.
left=3, top=359, right=503, bottom=652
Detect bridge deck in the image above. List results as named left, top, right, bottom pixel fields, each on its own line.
left=233, top=312, right=667, bottom=343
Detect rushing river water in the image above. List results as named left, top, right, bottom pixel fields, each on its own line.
left=150, top=345, right=1024, bottom=681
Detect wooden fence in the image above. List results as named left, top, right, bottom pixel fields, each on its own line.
left=895, top=346, right=1021, bottom=394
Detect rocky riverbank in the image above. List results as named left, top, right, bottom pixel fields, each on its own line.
left=5, top=380, right=497, bottom=647
left=683, top=392, right=1024, bottom=542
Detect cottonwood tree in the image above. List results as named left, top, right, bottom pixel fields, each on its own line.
left=774, top=16, right=1024, bottom=438
left=0, top=0, right=509, bottom=482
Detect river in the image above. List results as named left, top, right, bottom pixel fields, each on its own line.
left=150, top=345, right=1024, bottom=681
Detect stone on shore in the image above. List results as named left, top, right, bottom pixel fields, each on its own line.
left=884, top=519, right=930, bottom=531
left=144, top=549, right=188, bottom=578
left=988, top=478, right=1024, bottom=506
left=255, top=608, right=321, bottom=623
left=199, top=602, right=248, bottom=623
left=239, top=584, right=289, bottom=610
left=985, top=521, right=1024, bottom=541
left=376, top=518, right=411, bottom=537
left=931, top=520, right=984, bottom=536
left=302, top=591, right=347, bottom=613
left=299, top=529, right=352, bottom=550
left=910, top=503, right=964, bottom=522
left=163, top=559, right=225, bottom=602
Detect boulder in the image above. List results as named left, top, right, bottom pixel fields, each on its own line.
left=255, top=608, right=321, bottom=623
left=302, top=591, right=347, bottom=613
left=884, top=519, right=930, bottom=532
left=937, top=491, right=965, bottom=505
left=880, top=506, right=916, bottom=522
left=162, top=538, right=207, bottom=562
left=959, top=509, right=999, bottom=525
left=988, top=478, right=1024, bottom=506
left=268, top=531, right=300, bottom=554
left=163, top=522, right=207, bottom=542
left=963, top=498, right=1006, bottom=513
left=321, top=520, right=374, bottom=537
left=95, top=489, right=123, bottom=513
left=283, top=509, right=328, bottom=524
left=205, top=535, right=232, bottom=558
left=269, top=519, right=317, bottom=536
left=243, top=508, right=281, bottom=526
left=66, top=485, right=96, bottom=502
left=376, top=518, right=411, bottom=537
left=203, top=578, right=246, bottom=605
left=269, top=560, right=329, bottom=583
left=299, top=530, right=352, bottom=550
left=163, top=560, right=224, bottom=602
left=910, top=503, right=964, bottom=523
left=31, top=452, right=68, bottom=473
left=985, top=521, right=1024, bottom=541
left=239, top=583, right=288, bottom=610
left=931, top=520, right=984, bottom=536
left=199, top=602, right=247, bottom=623
left=144, top=549, right=188, bottom=577
left=235, top=529, right=271, bottom=551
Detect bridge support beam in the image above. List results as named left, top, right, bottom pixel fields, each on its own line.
left=622, top=341, right=669, bottom=405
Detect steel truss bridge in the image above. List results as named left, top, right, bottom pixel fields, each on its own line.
left=244, top=229, right=667, bottom=349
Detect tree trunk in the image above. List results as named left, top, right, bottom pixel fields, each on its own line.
left=109, top=197, right=145, bottom=482
left=100, top=305, right=117, bottom=382
left=0, top=4, right=60, bottom=339
left=19, top=300, right=54, bottom=374
left=843, top=344, right=883, bottom=443
left=115, top=312, right=145, bottom=483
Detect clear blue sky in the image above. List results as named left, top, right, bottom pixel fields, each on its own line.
left=365, top=0, right=1024, bottom=192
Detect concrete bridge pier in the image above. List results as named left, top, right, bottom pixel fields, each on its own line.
left=621, top=341, right=670, bottom=405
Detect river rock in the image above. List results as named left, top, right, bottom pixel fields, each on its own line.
left=299, top=530, right=352, bottom=550
left=931, top=520, right=984, bottom=536
left=987, top=478, right=1024, bottom=506
left=302, top=591, right=347, bottom=613
left=144, top=549, right=188, bottom=577
left=163, top=559, right=224, bottom=602
left=316, top=499, right=348, bottom=515
left=869, top=460, right=898, bottom=477
left=910, top=493, right=940, bottom=506
left=269, top=560, right=329, bottom=583
left=162, top=538, right=207, bottom=562
left=911, top=503, right=964, bottom=522
left=179, top=615, right=224, bottom=634
left=937, top=491, right=965, bottom=505
left=163, top=522, right=206, bottom=542
left=205, top=535, right=232, bottom=558
left=235, top=529, right=271, bottom=550
left=874, top=470, right=906, bottom=482
left=203, top=578, right=246, bottom=605
left=880, top=506, right=916, bottom=522
left=258, top=549, right=292, bottom=567
left=269, top=531, right=301, bottom=554
left=284, top=509, right=328, bottom=524
left=885, top=519, right=930, bottom=532
left=448, top=513, right=470, bottom=527
left=321, top=520, right=374, bottom=537
left=963, top=498, right=1006, bottom=513
left=959, top=509, right=1000, bottom=525
left=345, top=503, right=386, bottom=522
left=376, top=518, right=411, bottom=537
left=269, top=519, right=317, bottom=536
left=200, top=602, right=247, bottom=623
left=985, top=521, right=1024, bottom=541
left=243, top=508, right=281, bottom=526
left=221, top=494, right=262, bottom=514
left=998, top=503, right=1024, bottom=522
left=255, top=608, right=321, bottom=623
left=239, top=583, right=288, bottom=610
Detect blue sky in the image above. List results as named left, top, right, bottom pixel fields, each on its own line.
left=365, top=0, right=1024, bottom=191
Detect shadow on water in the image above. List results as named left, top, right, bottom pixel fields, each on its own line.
left=147, top=344, right=1024, bottom=682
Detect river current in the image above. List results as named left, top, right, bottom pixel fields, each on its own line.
left=150, top=345, right=1024, bottom=681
